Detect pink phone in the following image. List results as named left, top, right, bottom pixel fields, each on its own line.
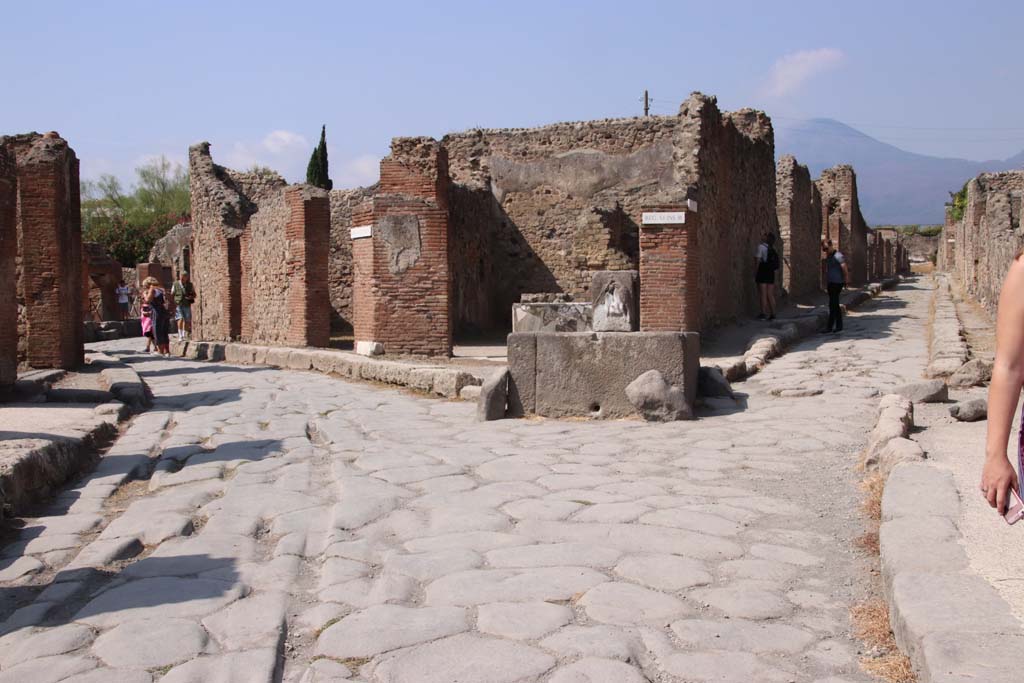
left=1005, top=489, right=1024, bottom=525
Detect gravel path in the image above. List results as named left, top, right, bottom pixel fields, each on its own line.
left=0, top=280, right=933, bottom=683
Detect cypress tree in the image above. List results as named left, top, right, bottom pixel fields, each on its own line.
left=305, top=125, right=332, bottom=190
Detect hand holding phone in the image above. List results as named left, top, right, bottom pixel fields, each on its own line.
left=1005, top=488, right=1024, bottom=525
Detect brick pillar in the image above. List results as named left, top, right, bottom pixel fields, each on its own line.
left=18, top=137, right=83, bottom=369
left=639, top=204, right=700, bottom=332
left=351, top=138, right=451, bottom=356
left=284, top=186, right=330, bottom=347
left=0, top=148, right=16, bottom=396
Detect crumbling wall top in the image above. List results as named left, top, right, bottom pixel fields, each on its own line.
left=188, top=141, right=256, bottom=238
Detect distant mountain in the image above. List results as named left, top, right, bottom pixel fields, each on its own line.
left=774, top=118, right=1024, bottom=225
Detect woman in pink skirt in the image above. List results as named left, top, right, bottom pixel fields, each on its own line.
left=140, top=298, right=154, bottom=352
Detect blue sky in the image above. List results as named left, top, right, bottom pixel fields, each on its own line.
left=3, top=1, right=1022, bottom=188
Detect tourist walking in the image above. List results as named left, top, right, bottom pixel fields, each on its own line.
left=823, top=239, right=849, bottom=334
left=116, top=280, right=131, bottom=321
left=142, top=276, right=171, bottom=355
left=755, top=232, right=779, bottom=320
left=980, top=251, right=1024, bottom=515
left=172, top=272, right=196, bottom=341
left=140, top=298, right=154, bottom=352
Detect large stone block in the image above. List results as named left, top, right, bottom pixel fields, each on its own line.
left=512, top=303, right=593, bottom=333
left=591, top=271, right=638, bottom=332
left=510, top=331, right=699, bottom=419
left=507, top=333, right=537, bottom=417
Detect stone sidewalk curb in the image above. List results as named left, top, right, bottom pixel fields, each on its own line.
left=168, top=340, right=484, bottom=399
left=879, top=275, right=1024, bottom=681
left=880, top=461, right=1024, bottom=681
left=925, top=275, right=969, bottom=379
left=0, top=353, right=151, bottom=515
left=87, top=350, right=153, bottom=412
left=715, top=277, right=901, bottom=382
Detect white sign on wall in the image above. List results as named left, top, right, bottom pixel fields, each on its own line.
left=642, top=211, right=687, bottom=225
left=350, top=225, right=373, bottom=240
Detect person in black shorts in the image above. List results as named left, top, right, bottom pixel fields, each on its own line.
left=754, top=232, right=780, bottom=320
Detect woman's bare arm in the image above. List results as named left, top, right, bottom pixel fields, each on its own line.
left=981, top=257, right=1024, bottom=513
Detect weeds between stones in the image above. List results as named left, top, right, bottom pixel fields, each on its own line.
left=851, top=471, right=917, bottom=682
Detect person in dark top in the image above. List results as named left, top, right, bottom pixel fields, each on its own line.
left=755, top=232, right=780, bottom=320
left=823, top=239, right=850, bottom=334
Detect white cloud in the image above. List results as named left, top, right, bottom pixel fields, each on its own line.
left=222, top=129, right=311, bottom=179
left=763, top=48, right=845, bottom=98
left=331, top=153, right=380, bottom=188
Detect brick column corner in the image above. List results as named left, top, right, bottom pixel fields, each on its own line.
left=284, top=185, right=331, bottom=348
left=639, top=202, right=700, bottom=332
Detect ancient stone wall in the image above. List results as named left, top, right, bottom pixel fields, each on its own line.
left=944, top=171, right=1024, bottom=312
left=0, top=146, right=16, bottom=395
left=351, top=138, right=451, bottom=356
left=3, top=132, right=83, bottom=370
left=188, top=143, right=329, bottom=347
left=328, top=185, right=375, bottom=334
left=148, top=222, right=192, bottom=279
left=676, top=96, right=778, bottom=329
left=443, top=115, right=672, bottom=335
left=937, top=209, right=956, bottom=271
left=902, top=233, right=939, bottom=264
left=82, top=241, right=122, bottom=321
left=775, top=155, right=822, bottom=300
left=816, top=165, right=869, bottom=285
left=443, top=92, right=776, bottom=333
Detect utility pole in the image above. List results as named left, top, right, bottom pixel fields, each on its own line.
left=643, top=90, right=649, bottom=117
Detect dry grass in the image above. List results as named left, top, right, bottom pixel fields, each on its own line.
left=852, top=599, right=892, bottom=649
left=852, top=599, right=917, bottom=683
left=851, top=467, right=919, bottom=683
left=861, top=471, right=885, bottom=522
left=855, top=530, right=880, bottom=555
left=861, top=654, right=917, bottom=683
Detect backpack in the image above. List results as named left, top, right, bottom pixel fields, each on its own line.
left=766, top=246, right=780, bottom=271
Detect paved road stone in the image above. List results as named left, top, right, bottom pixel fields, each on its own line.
left=477, top=601, right=572, bottom=639
left=0, top=282, right=935, bottom=681
left=92, top=618, right=207, bottom=669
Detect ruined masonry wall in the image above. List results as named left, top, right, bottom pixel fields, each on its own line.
left=442, top=92, right=776, bottom=334
left=817, top=165, right=869, bottom=285
left=188, top=143, right=329, bottom=347
left=352, top=138, right=451, bottom=355
left=686, top=99, right=777, bottom=327
left=443, top=115, right=674, bottom=334
left=82, top=241, right=122, bottom=322
left=945, top=171, right=1024, bottom=313
left=4, top=133, right=83, bottom=370
left=776, top=155, right=822, bottom=299
left=0, top=147, right=16, bottom=393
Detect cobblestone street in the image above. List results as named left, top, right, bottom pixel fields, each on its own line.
left=0, top=280, right=932, bottom=683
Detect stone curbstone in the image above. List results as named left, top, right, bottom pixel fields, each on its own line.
left=171, top=339, right=486, bottom=401
left=477, top=368, right=509, bottom=421
left=88, top=352, right=152, bottom=413
left=879, top=454, right=1024, bottom=680
left=862, top=394, right=916, bottom=471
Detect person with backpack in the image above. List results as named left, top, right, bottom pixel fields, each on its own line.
left=754, top=232, right=780, bottom=320
left=822, top=239, right=850, bottom=334
left=171, top=271, right=197, bottom=341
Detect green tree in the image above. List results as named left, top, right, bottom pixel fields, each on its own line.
left=305, top=125, right=332, bottom=190
left=81, top=156, right=191, bottom=266
left=949, top=182, right=969, bottom=222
